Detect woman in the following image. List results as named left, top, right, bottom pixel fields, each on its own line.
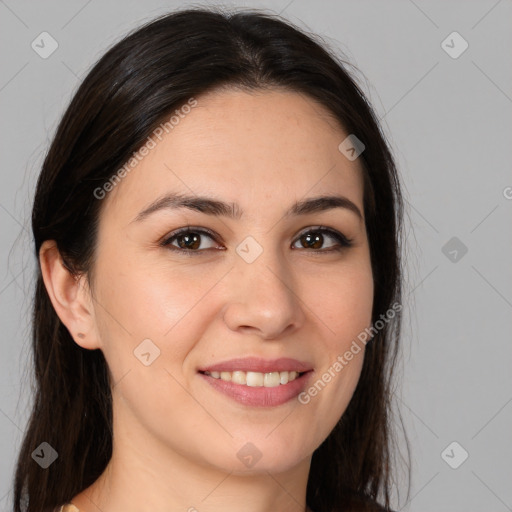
left=13, top=7, right=408, bottom=512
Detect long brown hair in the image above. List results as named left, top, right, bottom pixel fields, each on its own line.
left=14, top=7, right=409, bottom=512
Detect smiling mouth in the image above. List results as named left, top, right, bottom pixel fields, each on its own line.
left=200, top=370, right=308, bottom=387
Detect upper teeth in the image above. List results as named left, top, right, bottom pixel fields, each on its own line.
left=204, top=370, right=301, bottom=387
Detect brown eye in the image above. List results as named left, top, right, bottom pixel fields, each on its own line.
left=162, top=228, right=220, bottom=252
left=298, top=232, right=324, bottom=249
left=292, top=227, right=353, bottom=252
left=175, top=232, right=202, bottom=250
left=161, top=226, right=352, bottom=255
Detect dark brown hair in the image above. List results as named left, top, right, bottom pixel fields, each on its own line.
left=14, top=6, right=409, bottom=512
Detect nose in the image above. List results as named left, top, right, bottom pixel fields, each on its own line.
left=221, top=246, right=305, bottom=340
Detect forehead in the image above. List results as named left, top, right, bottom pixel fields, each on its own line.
left=103, top=88, right=365, bottom=223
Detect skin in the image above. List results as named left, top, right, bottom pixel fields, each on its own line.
left=40, top=88, right=374, bottom=512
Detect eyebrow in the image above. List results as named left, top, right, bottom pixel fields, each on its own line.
left=132, top=193, right=363, bottom=223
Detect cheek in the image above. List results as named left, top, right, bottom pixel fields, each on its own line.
left=90, top=256, right=226, bottom=456
left=95, top=246, right=213, bottom=326
left=297, top=257, right=373, bottom=420
left=305, top=256, right=374, bottom=344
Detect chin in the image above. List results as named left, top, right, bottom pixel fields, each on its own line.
left=210, top=437, right=313, bottom=475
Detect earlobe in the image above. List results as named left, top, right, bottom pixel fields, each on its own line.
left=39, top=240, right=101, bottom=350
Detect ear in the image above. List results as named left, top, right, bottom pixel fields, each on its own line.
left=39, top=240, right=101, bottom=350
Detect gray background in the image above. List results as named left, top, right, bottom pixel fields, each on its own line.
left=1, top=1, right=511, bottom=511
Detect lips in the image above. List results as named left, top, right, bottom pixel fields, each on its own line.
left=197, top=357, right=314, bottom=407
left=197, top=356, right=313, bottom=374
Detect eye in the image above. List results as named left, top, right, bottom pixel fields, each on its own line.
left=161, top=226, right=353, bottom=255
left=161, top=227, right=221, bottom=253
left=291, top=226, right=353, bottom=252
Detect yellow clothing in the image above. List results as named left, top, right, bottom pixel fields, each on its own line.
left=55, top=505, right=80, bottom=512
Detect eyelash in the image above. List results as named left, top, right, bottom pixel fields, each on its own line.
left=160, top=226, right=354, bottom=256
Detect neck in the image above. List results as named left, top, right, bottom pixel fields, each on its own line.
left=72, top=407, right=312, bottom=512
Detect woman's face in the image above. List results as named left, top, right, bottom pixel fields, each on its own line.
left=86, top=89, right=373, bottom=474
